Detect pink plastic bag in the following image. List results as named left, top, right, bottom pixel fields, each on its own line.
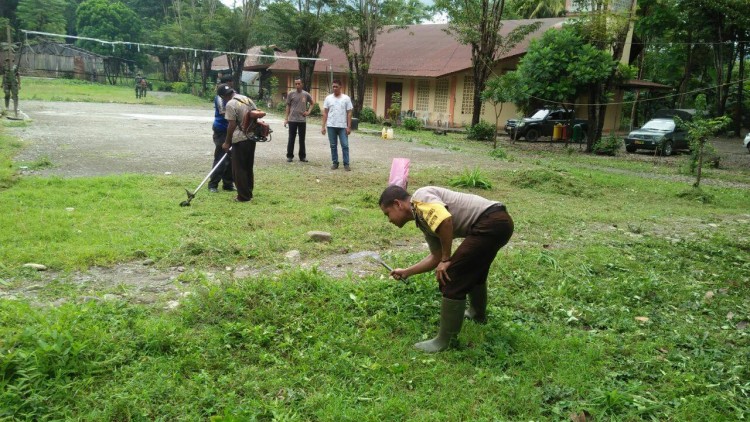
left=388, top=158, right=410, bottom=189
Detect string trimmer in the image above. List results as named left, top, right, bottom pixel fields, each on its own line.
left=179, top=148, right=231, bottom=207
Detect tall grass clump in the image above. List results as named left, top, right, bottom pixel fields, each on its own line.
left=449, top=167, right=493, bottom=189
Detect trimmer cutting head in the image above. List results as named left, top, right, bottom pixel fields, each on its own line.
left=179, top=189, right=195, bottom=207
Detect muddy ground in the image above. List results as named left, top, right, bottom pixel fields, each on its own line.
left=4, top=100, right=749, bottom=307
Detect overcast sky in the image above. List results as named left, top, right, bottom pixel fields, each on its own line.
left=218, top=0, right=444, bottom=21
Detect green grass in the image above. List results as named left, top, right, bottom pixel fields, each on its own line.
left=20, top=77, right=210, bottom=107
left=1, top=94, right=749, bottom=420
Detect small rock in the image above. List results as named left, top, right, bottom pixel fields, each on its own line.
left=177, top=266, right=186, bottom=272
left=165, top=300, right=180, bottom=310
left=635, top=316, right=650, bottom=323
left=142, top=259, right=155, bottom=266
left=164, top=171, right=172, bottom=175
left=225, top=266, right=232, bottom=271
left=25, top=284, right=43, bottom=291
left=65, top=207, right=75, bottom=212
left=308, top=231, right=332, bottom=242
left=704, top=291, right=714, bottom=301
left=333, top=206, right=351, bottom=214
left=285, top=250, right=301, bottom=262
left=23, top=263, right=47, bottom=271
left=51, top=298, right=68, bottom=307
left=102, top=294, right=120, bottom=301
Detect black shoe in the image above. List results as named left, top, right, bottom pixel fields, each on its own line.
left=344, top=165, right=351, bottom=171
left=300, top=158, right=308, bottom=162
left=208, top=187, right=219, bottom=193
left=287, top=158, right=293, bottom=162
left=223, top=186, right=236, bottom=191
left=331, top=163, right=339, bottom=170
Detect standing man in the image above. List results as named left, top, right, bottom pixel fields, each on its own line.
left=219, top=84, right=263, bottom=202
left=207, top=75, right=235, bottom=193
left=378, top=185, right=514, bottom=353
left=284, top=78, right=314, bottom=163
left=2, top=57, right=20, bottom=118
left=321, top=80, right=353, bottom=171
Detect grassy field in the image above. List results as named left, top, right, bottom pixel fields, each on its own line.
left=19, top=77, right=209, bottom=107
left=1, top=80, right=749, bottom=420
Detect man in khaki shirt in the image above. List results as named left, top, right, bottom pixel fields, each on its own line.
left=218, top=84, right=261, bottom=202
left=379, top=185, right=514, bottom=352
left=284, top=78, right=313, bottom=162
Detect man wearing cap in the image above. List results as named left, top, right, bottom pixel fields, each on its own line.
left=218, top=83, right=262, bottom=202
left=207, top=75, right=235, bottom=193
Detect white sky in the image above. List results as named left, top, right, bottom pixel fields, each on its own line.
left=217, top=0, right=445, bottom=22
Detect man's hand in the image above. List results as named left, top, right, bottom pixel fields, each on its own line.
left=222, top=142, right=231, bottom=152
left=346, top=127, right=351, bottom=135
left=390, top=268, right=409, bottom=281
left=321, top=127, right=327, bottom=135
left=435, top=260, right=452, bottom=288
left=283, top=119, right=288, bottom=128
left=302, top=111, right=309, bottom=117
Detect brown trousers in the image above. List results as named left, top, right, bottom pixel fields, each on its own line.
left=442, top=205, right=514, bottom=299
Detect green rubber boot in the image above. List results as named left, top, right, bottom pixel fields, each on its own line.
left=415, top=297, right=465, bottom=353
left=464, top=283, right=488, bottom=324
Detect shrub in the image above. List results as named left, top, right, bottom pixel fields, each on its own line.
left=171, top=82, right=190, bottom=94
left=467, top=121, right=496, bottom=141
left=309, top=103, right=321, bottom=117
left=676, top=187, right=714, bottom=204
left=359, top=107, right=377, bottom=123
left=592, top=134, right=621, bottom=156
left=489, top=147, right=507, bottom=159
left=276, top=102, right=286, bottom=113
left=449, top=168, right=492, bottom=189
left=402, top=117, right=422, bottom=131
left=155, top=82, right=173, bottom=92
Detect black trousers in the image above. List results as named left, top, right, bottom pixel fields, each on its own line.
left=231, top=139, right=256, bottom=201
left=441, top=206, right=514, bottom=300
left=208, top=129, right=233, bottom=189
left=286, top=122, right=307, bottom=160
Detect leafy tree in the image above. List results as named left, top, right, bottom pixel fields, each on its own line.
left=434, top=0, right=541, bottom=126
left=515, top=25, right=613, bottom=146
left=76, top=0, right=143, bottom=83
left=328, top=0, right=429, bottom=118
left=265, top=1, right=328, bottom=93
left=481, top=71, right=526, bottom=148
left=217, top=0, right=263, bottom=92
left=508, top=0, right=566, bottom=18
left=679, top=94, right=731, bottom=188
left=16, top=0, right=67, bottom=34
left=171, top=0, right=226, bottom=95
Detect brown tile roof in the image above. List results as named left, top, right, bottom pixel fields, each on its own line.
left=211, top=46, right=275, bottom=71
left=269, top=18, right=567, bottom=78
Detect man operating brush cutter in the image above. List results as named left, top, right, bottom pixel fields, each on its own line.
left=379, top=185, right=514, bottom=353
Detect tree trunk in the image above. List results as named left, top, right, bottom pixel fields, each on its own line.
left=736, top=39, right=745, bottom=137
left=677, top=31, right=693, bottom=108
left=693, top=139, right=704, bottom=188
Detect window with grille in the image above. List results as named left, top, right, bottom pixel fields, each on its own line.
left=433, top=79, right=448, bottom=113
left=317, top=82, right=328, bottom=102
left=363, top=83, right=373, bottom=108
left=461, top=75, right=474, bottom=115
left=416, top=80, right=430, bottom=111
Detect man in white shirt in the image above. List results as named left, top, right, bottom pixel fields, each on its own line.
left=321, top=80, right=353, bottom=171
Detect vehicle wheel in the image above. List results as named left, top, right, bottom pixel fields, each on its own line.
left=625, top=144, right=637, bottom=153
left=525, top=128, right=540, bottom=142
left=660, top=140, right=673, bottom=156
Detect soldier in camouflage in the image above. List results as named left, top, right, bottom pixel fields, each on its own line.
left=2, top=57, right=20, bottom=117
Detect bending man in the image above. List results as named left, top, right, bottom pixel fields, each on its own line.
left=379, top=185, right=514, bottom=352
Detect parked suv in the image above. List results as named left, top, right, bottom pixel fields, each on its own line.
left=505, top=109, right=588, bottom=142
left=623, top=109, right=694, bottom=156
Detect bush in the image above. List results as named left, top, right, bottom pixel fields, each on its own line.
left=154, top=82, right=173, bottom=92
left=489, top=147, right=507, bottom=159
left=467, top=121, right=496, bottom=141
left=592, top=134, right=621, bottom=156
left=402, top=117, right=422, bottom=131
left=449, top=168, right=492, bottom=189
left=309, top=103, right=321, bottom=117
left=276, top=102, right=286, bottom=113
left=170, top=82, right=190, bottom=94
left=359, top=107, right=377, bottom=124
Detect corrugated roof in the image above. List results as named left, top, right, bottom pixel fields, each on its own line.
left=269, top=18, right=567, bottom=78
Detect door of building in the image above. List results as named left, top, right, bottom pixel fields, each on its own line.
left=384, top=82, right=403, bottom=119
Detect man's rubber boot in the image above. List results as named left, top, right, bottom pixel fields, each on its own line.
left=415, top=297, right=465, bottom=353
left=464, top=283, right=488, bottom=324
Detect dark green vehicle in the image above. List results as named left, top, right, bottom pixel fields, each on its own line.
left=623, top=109, right=694, bottom=156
